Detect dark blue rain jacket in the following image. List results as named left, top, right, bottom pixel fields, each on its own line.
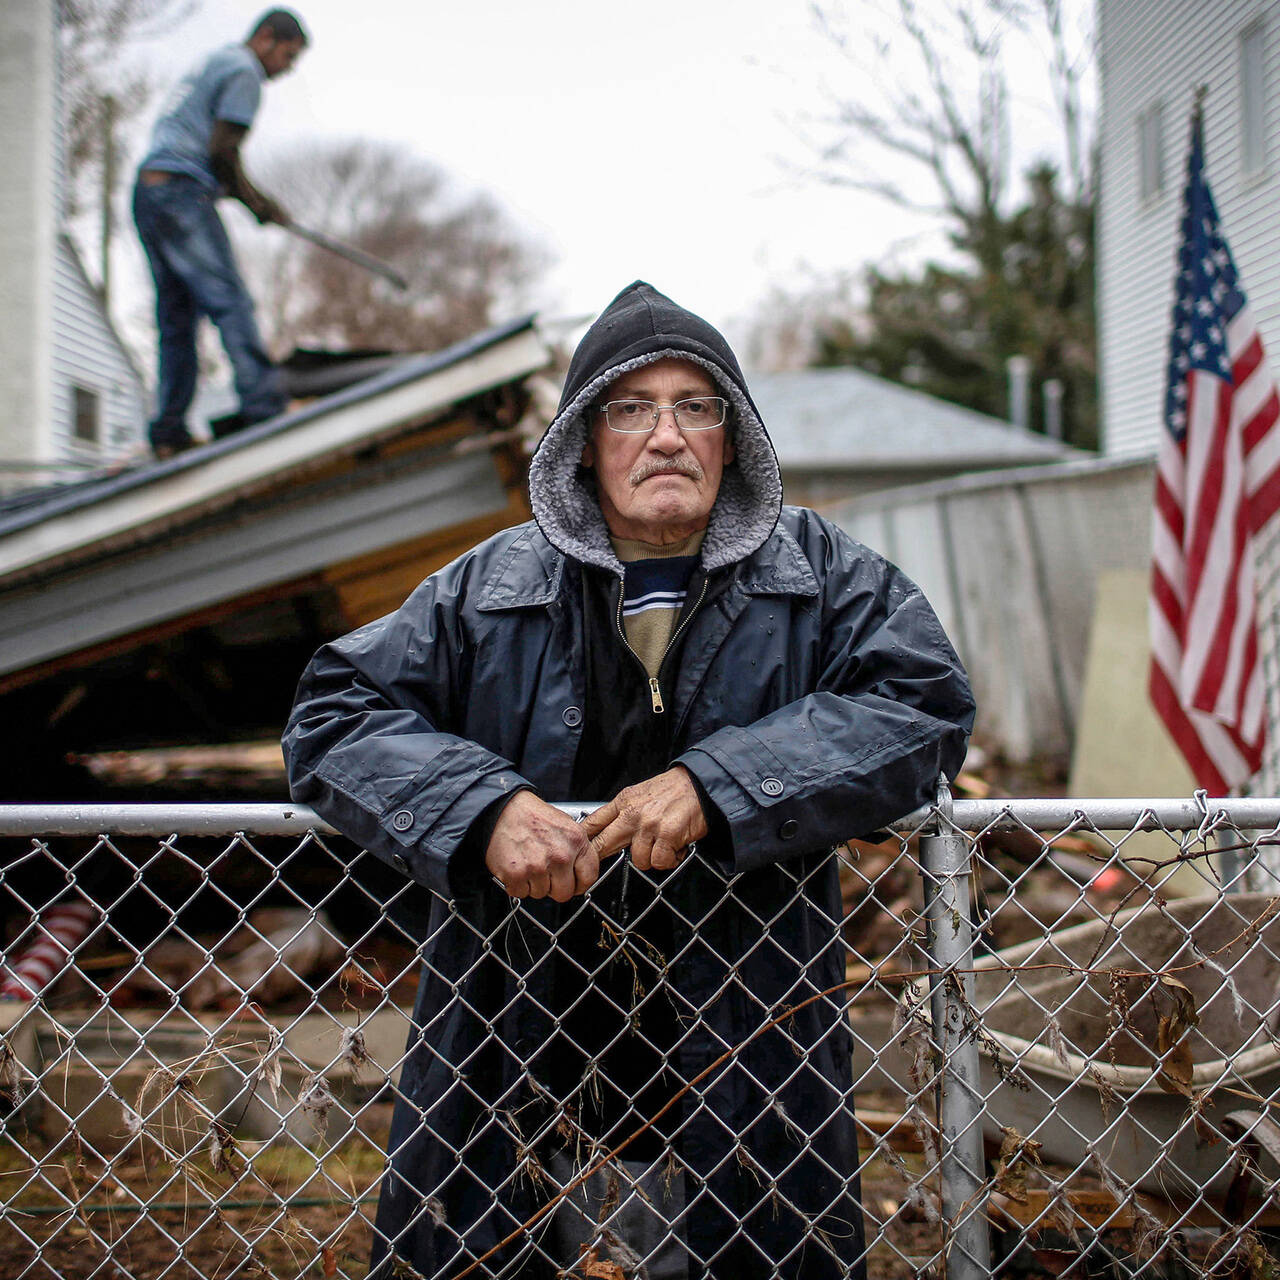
left=284, top=504, right=974, bottom=1279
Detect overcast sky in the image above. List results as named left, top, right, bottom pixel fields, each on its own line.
left=119, top=0, right=1090, bottom=348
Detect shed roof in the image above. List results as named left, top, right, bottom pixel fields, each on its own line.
left=749, top=366, right=1081, bottom=470
left=0, top=314, right=548, bottom=588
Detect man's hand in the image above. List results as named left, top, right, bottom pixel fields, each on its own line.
left=484, top=791, right=598, bottom=902
left=251, top=194, right=290, bottom=226
left=579, top=767, right=708, bottom=873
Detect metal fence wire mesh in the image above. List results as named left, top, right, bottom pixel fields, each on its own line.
left=1, top=794, right=1280, bottom=1280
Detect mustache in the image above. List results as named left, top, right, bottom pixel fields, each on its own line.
left=629, top=458, right=704, bottom=487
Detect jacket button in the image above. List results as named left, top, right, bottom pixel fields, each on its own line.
left=391, top=809, right=414, bottom=831
left=779, top=819, right=799, bottom=839
left=562, top=705, right=583, bottom=727
left=760, top=777, right=784, bottom=797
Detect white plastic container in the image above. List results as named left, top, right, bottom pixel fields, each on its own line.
left=969, top=892, right=1280, bottom=1194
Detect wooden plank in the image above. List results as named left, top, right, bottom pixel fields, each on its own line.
left=327, top=502, right=531, bottom=627
left=989, top=1185, right=1280, bottom=1231
left=989, top=1188, right=1136, bottom=1230
left=858, top=1109, right=928, bottom=1154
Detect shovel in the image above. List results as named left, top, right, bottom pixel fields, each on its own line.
left=284, top=221, right=409, bottom=291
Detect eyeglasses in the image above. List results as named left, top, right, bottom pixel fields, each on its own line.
left=599, top=397, right=728, bottom=434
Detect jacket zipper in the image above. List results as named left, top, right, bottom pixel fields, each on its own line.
left=615, top=575, right=709, bottom=715
left=647, top=677, right=664, bottom=715
left=612, top=571, right=710, bottom=930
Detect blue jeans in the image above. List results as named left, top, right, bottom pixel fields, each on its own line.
left=133, top=175, right=284, bottom=450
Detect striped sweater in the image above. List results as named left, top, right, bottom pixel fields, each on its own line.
left=612, top=531, right=705, bottom=677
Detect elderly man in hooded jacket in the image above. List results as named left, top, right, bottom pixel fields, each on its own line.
left=283, top=281, right=975, bottom=1280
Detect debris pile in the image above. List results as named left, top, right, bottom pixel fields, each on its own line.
left=114, top=907, right=346, bottom=1010
left=837, top=762, right=1141, bottom=977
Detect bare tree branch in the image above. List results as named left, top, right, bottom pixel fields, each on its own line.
left=58, top=0, right=196, bottom=221
left=1040, top=0, right=1092, bottom=202
left=237, top=139, right=551, bottom=358
left=801, top=0, right=1092, bottom=248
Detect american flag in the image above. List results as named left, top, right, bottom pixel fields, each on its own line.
left=1150, top=105, right=1280, bottom=793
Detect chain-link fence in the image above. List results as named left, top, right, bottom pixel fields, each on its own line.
left=1, top=793, right=1279, bottom=1279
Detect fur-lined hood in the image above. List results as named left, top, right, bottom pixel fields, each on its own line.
left=528, top=281, right=782, bottom=574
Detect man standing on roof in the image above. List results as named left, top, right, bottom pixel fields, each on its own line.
left=132, top=9, right=308, bottom=459
left=284, top=281, right=975, bottom=1279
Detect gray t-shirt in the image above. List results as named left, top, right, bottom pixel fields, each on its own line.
left=138, top=43, right=264, bottom=191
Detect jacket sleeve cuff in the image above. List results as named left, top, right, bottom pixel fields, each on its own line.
left=676, top=745, right=809, bottom=873
left=679, top=720, right=951, bottom=875
left=309, top=753, right=534, bottom=899
left=679, top=764, right=731, bottom=862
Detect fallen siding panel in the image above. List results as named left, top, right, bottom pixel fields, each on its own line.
left=0, top=449, right=505, bottom=678
left=826, top=457, right=1156, bottom=763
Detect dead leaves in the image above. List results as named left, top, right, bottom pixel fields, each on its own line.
left=1204, top=1226, right=1280, bottom=1279
left=1098, top=968, right=1203, bottom=1099
left=1155, top=974, right=1199, bottom=1098
left=208, top=1119, right=238, bottom=1174
left=991, top=1125, right=1044, bottom=1204
left=298, top=1071, right=336, bottom=1125
left=339, top=1026, right=370, bottom=1073
left=0, top=1035, right=26, bottom=1104
left=577, top=1256, right=625, bottom=1280
left=575, top=1229, right=644, bottom=1280
left=261, top=1025, right=284, bottom=1102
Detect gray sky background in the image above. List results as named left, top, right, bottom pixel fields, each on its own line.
left=119, top=0, right=1093, bottom=347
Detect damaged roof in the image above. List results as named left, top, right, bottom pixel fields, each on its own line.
left=0, top=314, right=548, bottom=586
left=0, top=314, right=552, bottom=689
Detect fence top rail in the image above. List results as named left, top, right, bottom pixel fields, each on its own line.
left=0, top=796, right=1278, bottom=838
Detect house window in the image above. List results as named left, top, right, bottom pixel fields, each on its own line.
left=73, top=386, right=100, bottom=444
left=1137, top=102, right=1164, bottom=201
left=1241, top=20, right=1267, bottom=175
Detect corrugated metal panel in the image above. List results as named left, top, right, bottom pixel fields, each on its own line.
left=49, top=235, right=146, bottom=465
left=1098, top=0, right=1280, bottom=458
left=825, top=458, right=1156, bottom=763
left=0, top=450, right=505, bottom=677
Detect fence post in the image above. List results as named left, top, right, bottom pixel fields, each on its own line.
left=920, top=780, right=992, bottom=1279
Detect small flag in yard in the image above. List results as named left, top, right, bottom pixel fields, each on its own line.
left=1149, top=98, right=1280, bottom=793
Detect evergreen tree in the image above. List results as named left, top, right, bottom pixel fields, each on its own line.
left=816, top=163, right=1095, bottom=446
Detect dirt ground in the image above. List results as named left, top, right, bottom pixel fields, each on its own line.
left=0, top=1103, right=387, bottom=1280
left=0, top=1098, right=951, bottom=1280
left=3, top=1104, right=1262, bottom=1280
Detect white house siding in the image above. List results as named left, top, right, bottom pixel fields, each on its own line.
left=50, top=235, right=145, bottom=468
left=48, top=3, right=146, bottom=470
left=0, top=0, right=57, bottom=471
left=1099, top=1, right=1280, bottom=803
left=1098, top=0, right=1280, bottom=458
left=1, top=0, right=145, bottom=485
left=50, top=0, right=65, bottom=230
